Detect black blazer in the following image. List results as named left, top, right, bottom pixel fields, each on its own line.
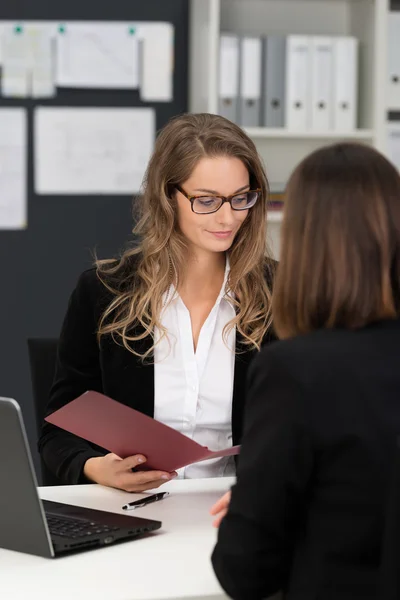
left=38, top=262, right=276, bottom=485
left=212, top=319, right=400, bottom=600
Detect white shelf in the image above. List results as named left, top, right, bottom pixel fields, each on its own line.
left=190, top=0, right=390, bottom=240
left=267, top=212, right=284, bottom=223
left=245, top=128, right=375, bottom=140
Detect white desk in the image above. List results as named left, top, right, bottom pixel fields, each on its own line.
left=0, top=478, right=233, bottom=600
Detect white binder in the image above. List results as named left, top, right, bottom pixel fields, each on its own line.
left=239, top=36, right=262, bottom=127
left=333, top=37, right=358, bottom=132
left=310, top=36, right=334, bottom=131
left=218, top=34, right=240, bottom=122
left=388, top=12, right=400, bottom=111
left=285, top=35, right=311, bottom=131
left=387, top=124, right=400, bottom=172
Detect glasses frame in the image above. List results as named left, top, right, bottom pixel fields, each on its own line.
left=175, top=184, right=261, bottom=215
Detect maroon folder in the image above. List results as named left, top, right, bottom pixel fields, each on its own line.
left=45, top=391, right=240, bottom=472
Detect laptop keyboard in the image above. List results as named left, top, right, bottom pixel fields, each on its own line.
left=46, top=513, right=120, bottom=539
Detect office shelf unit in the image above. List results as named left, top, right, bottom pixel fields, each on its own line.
left=190, top=0, right=389, bottom=254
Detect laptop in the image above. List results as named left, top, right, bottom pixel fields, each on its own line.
left=0, top=397, right=162, bottom=558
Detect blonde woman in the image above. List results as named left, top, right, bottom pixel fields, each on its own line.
left=39, top=113, right=276, bottom=491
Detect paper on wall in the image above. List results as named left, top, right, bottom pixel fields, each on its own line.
left=136, top=22, right=174, bottom=101
left=29, top=26, right=55, bottom=98
left=34, top=107, right=155, bottom=194
left=0, top=108, right=27, bottom=229
left=0, top=23, right=55, bottom=98
left=0, top=20, right=174, bottom=101
left=1, top=25, right=29, bottom=97
left=55, top=22, right=139, bottom=89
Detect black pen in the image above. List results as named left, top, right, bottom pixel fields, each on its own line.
left=122, top=491, right=170, bottom=511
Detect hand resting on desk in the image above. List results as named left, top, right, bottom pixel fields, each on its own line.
left=83, top=453, right=177, bottom=492
left=210, top=491, right=231, bottom=528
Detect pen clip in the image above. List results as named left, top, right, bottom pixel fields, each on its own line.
left=130, top=503, right=146, bottom=510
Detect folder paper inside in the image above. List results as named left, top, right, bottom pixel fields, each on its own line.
left=45, top=391, right=240, bottom=472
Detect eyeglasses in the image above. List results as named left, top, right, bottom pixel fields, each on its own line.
left=175, top=185, right=261, bottom=215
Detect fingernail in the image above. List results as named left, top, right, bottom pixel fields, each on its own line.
left=161, top=475, right=169, bottom=480
left=137, top=457, right=144, bottom=463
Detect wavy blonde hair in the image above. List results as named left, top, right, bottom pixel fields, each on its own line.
left=96, top=113, right=273, bottom=360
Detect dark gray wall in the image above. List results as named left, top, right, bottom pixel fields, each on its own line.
left=0, top=0, right=189, bottom=481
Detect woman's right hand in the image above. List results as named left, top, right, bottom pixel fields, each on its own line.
left=83, top=453, right=177, bottom=492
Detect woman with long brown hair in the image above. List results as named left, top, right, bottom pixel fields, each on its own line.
left=39, top=113, right=276, bottom=490
left=212, top=142, right=400, bottom=600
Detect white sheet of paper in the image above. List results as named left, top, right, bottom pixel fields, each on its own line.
left=136, top=22, right=174, bottom=101
left=56, top=22, right=139, bottom=89
left=388, top=126, right=400, bottom=171
left=1, top=25, right=29, bottom=97
left=0, top=21, right=174, bottom=100
left=0, top=108, right=27, bottom=229
left=34, top=107, right=155, bottom=194
left=0, top=24, right=55, bottom=97
left=29, top=26, right=55, bottom=98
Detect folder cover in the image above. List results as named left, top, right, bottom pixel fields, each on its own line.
left=45, top=391, right=240, bottom=472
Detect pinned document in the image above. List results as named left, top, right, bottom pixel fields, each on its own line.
left=310, top=36, right=334, bottom=131
left=56, top=22, right=140, bottom=89
left=0, top=23, right=55, bottom=98
left=34, top=107, right=155, bottom=194
left=0, top=108, right=27, bottom=230
left=262, top=36, right=286, bottom=128
left=239, top=36, right=262, bottom=127
left=1, top=24, right=30, bottom=97
left=388, top=12, right=400, bottom=110
left=333, top=37, right=358, bottom=132
left=28, top=26, right=55, bottom=98
left=136, top=22, right=174, bottom=102
left=285, top=36, right=311, bottom=131
left=218, top=34, right=239, bottom=122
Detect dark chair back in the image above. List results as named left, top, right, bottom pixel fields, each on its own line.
left=27, top=338, right=62, bottom=486
left=379, top=437, right=400, bottom=600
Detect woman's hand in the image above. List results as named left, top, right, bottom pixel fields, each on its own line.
left=83, top=453, right=177, bottom=492
left=210, top=490, right=231, bottom=528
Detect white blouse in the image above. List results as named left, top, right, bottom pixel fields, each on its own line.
left=154, top=261, right=236, bottom=479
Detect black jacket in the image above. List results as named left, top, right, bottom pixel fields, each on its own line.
left=38, top=261, right=276, bottom=484
left=212, top=319, right=400, bottom=600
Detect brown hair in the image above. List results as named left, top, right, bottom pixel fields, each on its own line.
left=96, top=113, right=273, bottom=359
left=274, top=142, right=400, bottom=339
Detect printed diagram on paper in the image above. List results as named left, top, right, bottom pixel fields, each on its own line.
left=34, top=107, right=155, bottom=194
